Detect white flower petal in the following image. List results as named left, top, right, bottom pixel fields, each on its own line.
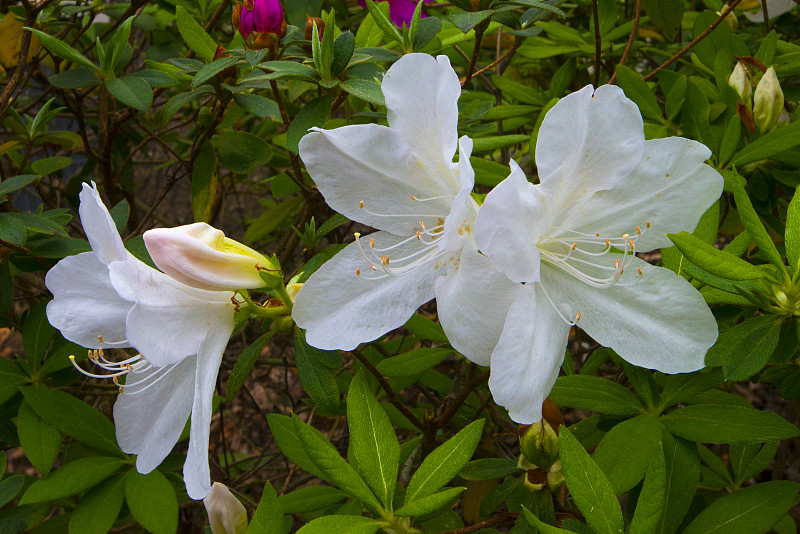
left=435, top=245, right=518, bottom=366
left=184, top=328, right=230, bottom=500
left=542, top=255, right=717, bottom=373
left=45, top=252, right=130, bottom=348
left=113, top=356, right=196, bottom=473
left=382, top=54, right=461, bottom=170
left=299, top=124, right=463, bottom=236
left=293, top=231, right=441, bottom=350
left=442, top=186, right=478, bottom=252
left=559, top=138, right=723, bottom=252
left=78, top=183, right=128, bottom=265
left=474, top=161, right=546, bottom=283
left=108, top=259, right=234, bottom=367
left=488, top=284, right=571, bottom=424
left=744, top=0, right=795, bottom=21
left=535, top=85, right=644, bottom=199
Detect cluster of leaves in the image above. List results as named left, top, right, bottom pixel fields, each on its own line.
left=0, top=0, right=799, bottom=532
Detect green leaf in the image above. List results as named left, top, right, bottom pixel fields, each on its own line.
left=375, top=348, right=452, bottom=377
left=641, top=0, right=682, bottom=40
left=662, top=404, right=800, bottom=444
left=471, top=134, right=529, bottom=153
left=248, top=481, right=284, bottom=533
left=0, top=175, right=40, bottom=198
left=330, top=31, right=355, bottom=77
left=364, top=0, right=403, bottom=42
left=683, top=481, right=800, bottom=534
left=19, top=457, right=124, bottom=504
left=0, top=357, right=29, bottom=405
left=732, top=176, right=784, bottom=271
left=405, top=419, right=484, bottom=503
left=615, top=65, right=662, bottom=122
left=50, top=67, right=102, bottom=89
left=592, top=415, right=662, bottom=495
left=278, top=486, right=346, bottom=514
left=707, top=315, right=782, bottom=379
left=28, top=29, right=98, bottom=71
left=719, top=114, right=741, bottom=165
left=293, top=415, right=382, bottom=511
left=559, top=426, right=623, bottom=534
left=68, top=474, right=125, bottom=534
left=0, top=475, right=25, bottom=508
left=175, top=6, right=217, bottom=62
left=31, top=156, right=72, bottom=177
left=234, top=94, right=280, bottom=120
left=22, top=301, right=54, bottom=369
left=681, top=80, right=712, bottom=151
left=667, top=231, right=764, bottom=281
left=243, top=196, right=303, bottom=245
left=659, top=368, right=724, bottom=408
left=295, top=330, right=340, bottom=413
left=629, top=446, right=667, bottom=534
left=448, top=9, right=493, bottom=33
left=459, top=458, right=519, bottom=481
left=287, top=94, right=332, bottom=154
left=105, top=76, right=153, bottom=112
left=786, top=189, right=800, bottom=276
left=340, top=79, right=385, bottom=107
left=216, top=130, right=272, bottom=174
left=403, top=314, right=448, bottom=343
left=21, top=385, right=122, bottom=456
left=266, top=414, right=328, bottom=481
left=226, top=332, right=273, bottom=402
left=192, top=55, right=240, bottom=89
left=522, top=507, right=573, bottom=533
left=191, top=140, right=217, bottom=223
left=395, top=486, right=465, bottom=517
left=732, top=121, right=800, bottom=166
left=347, top=370, right=400, bottom=508
left=549, top=374, right=641, bottom=415
left=16, top=401, right=61, bottom=475
left=124, top=470, right=179, bottom=534
left=255, top=61, right=320, bottom=82
left=296, top=515, right=381, bottom=534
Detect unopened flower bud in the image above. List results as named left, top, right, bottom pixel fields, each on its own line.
left=518, top=399, right=563, bottom=469
left=203, top=483, right=247, bottom=534
left=144, top=222, right=278, bottom=291
left=304, top=15, right=325, bottom=41
left=729, top=61, right=752, bottom=105
left=239, top=0, right=283, bottom=38
left=754, top=67, right=784, bottom=133
left=232, top=2, right=243, bottom=31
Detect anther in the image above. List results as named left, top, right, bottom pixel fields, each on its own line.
left=575, top=313, right=582, bottom=321
left=595, top=232, right=600, bottom=236
left=118, top=387, right=123, bottom=394
left=371, top=264, right=378, bottom=271
left=369, top=238, right=375, bottom=248
left=605, top=238, right=611, bottom=247
left=635, top=225, right=641, bottom=235
left=637, top=267, right=642, bottom=276
left=419, top=222, right=425, bottom=230
left=98, top=335, right=104, bottom=343
left=571, top=242, right=577, bottom=251
left=410, top=195, right=417, bottom=200
left=629, top=239, right=635, bottom=250
left=646, top=221, right=651, bottom=228
left=622, top=233, right=630, bottom=240
left=359, top=201, right=364, bottom=208
left=614, top=259, right=620, bottom=269
left=112, top=375, right=120, bottom=385
left=356, top=268, right=361, bottom=276
left=416, top=231, right=421, bottom=240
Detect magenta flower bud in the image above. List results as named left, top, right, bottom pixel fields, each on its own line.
left=240, top=8, right=255, bottom=38
left=253, top=0, right=283, bottom=35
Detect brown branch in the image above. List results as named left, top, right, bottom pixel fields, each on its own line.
left=643, top=0, right=742, bottom=81
left=461, top=45, right=517, bottom=85
left=443, top=513, right=518, bottom=534
left=0, top=2, right=38, bottom=122
left=608, top=0, right=641, bottom=85
left=461, top=24, right=487, bottom=88
left=435, top=369, right=490, bottom=427
left=351, top=349, right=423, bottom=429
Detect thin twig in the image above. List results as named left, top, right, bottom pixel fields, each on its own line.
left=592, top=0, right=602, bottom=87
left=462, top=45, right=517, bottom=84
left=442, top=513, right=518, bottom=534
left=608, top=0, right=641, bottom=85
left=462, top=25, right=486, bottom=88
left=352, top=349, right=423, bottom=429
left=643, top=0, right=742, bottom=81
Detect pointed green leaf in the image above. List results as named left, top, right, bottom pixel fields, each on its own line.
left=124, top=470, right=178, bottom=534
left=662, top=404, right=799, bottom=444
left=28, top=29, right=98, bottom=71
left=68, top=474, right=125, bottom=534
left=105, top=76, right=153, bottom=112
left=248, top=481, right=284, bottom=534
left=395, top=486, right=465, bottom=517
left=20, top=457, right=124, bottom=504
left=16, top=401, right=61, bottom=475
left=732, top=176, right=784, bottom=271
left=629, top=446, right=667, bottom=534
left=175, top=6, right=217, bottom=62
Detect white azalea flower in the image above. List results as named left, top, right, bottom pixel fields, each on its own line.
left=292, top=53, right=478, bottom=350
left=744, top=0, right=795, bottom=22
left=45, top=183, right=235, bottom=499
left=464, top=85, right=722, bottom=424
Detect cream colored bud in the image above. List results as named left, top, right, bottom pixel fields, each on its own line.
left=144, top=222, right=277, bottom=291
left=203, top=483, right=248, bottom=534
left=753, top=67, right=784, bottom=133
left=728, top=62, right=752, bottom=105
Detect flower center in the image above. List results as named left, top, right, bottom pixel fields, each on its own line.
left=352, top=197, right=463, bottom=280
left=69, top=339, right=176, bottom=395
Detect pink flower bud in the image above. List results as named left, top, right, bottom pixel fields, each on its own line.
left=239, top=0, right=283, bottom=38
left=143, top=223, right=277, bottom=291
